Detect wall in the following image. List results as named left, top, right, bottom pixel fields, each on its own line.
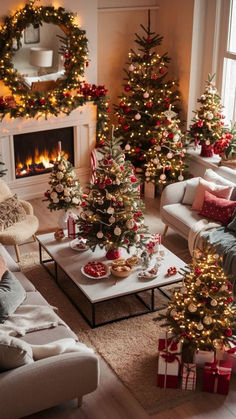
left=98, top=0, right=194, bottom=124
left=0, top=0, right=97, bottom=95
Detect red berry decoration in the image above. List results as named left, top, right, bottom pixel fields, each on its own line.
left=146, top=102, right=153, bottom=108
left=194, top=268, right=202, bottom=275
left=225, top=328, right=233, bottom=337
left=167, top=266, right=177, bottom=276
left=151, top=138, right=157, bottom=144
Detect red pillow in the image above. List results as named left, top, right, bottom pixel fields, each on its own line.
left=199, top=191, right=236, bottom=225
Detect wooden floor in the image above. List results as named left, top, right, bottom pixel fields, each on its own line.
left=9, top=197, right=236, bottom=419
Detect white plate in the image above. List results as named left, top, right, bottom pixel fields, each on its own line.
left=81, top=263, right=110, bottom=280
left=70, top=239, right=89, bottom=252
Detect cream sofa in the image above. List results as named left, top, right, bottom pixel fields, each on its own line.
left=0, top=244, right=99, bottom=419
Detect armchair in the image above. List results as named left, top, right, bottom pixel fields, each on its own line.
left=0, top=180, right=39, bottom=262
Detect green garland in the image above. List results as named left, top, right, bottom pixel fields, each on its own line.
left=0, top=1, right=89, bottom=117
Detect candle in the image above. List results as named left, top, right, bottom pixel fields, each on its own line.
left=58, top=141, right=62, bottom=153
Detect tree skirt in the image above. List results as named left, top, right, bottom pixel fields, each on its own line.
left=20, top=252, right=205, bottom=415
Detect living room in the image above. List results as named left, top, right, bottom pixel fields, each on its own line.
left=0, top=0, right=236, bottom=418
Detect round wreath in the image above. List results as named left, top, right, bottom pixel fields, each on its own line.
left=0, top=1, right=89, bottom=118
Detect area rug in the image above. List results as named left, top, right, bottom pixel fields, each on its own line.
left=20, top=251, right=204, bottom=415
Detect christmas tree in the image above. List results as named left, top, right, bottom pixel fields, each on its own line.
left=188, top=74, right=232, bottom=157
left=157, top=250, right=236, bottom=360
left=44, top=143, right=81, bottom=211
left=77, top=130, right=149, bottom=253
left=114, top=11, right=182, bottom=174
left=144, top=106, right=188, bottom=186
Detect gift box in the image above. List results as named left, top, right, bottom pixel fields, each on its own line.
left=193, top=350, right=215, bottom=368
left=158, top=331, right=181, bottom=353
left=157, top=351, right=181, bottom=388
left=181, top=363, right=196, bottom=391
left=67, top=214, right=78, bottom=239
left=223, top=343, right=236, bottom=373
left=202, top=360, right=232, bottom=395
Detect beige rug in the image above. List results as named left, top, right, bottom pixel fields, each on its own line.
left=19, top=248, right=209, bottom=415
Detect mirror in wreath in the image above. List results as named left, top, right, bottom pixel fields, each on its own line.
left=0, top=1, right=88, bottom=116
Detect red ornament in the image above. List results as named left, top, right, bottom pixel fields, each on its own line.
left=123, top=124, right=130, bottom=131
left=135, top=147, right=141, bottom=153
left=108, top=233, right=112, bottom=238
left=81, top=202, right=86, bottom=207
left=139, top=156, right=145, bottom=161
left=227, top=296, right=233, bottom=304
left=151, top=138, right=157, bottom=144
left=86, top=61, right=89, bottom=67
left=152, top=74, right=158, bottom=80
left=118, top=117, right=124, bottom=124
left=120, top=166, right=125, bottom=171
left=155, top=121, right=161, bottom=126
left=39, top=98, right=46, bottom=105
left=120, top=102, right=125, bottom=107
left=124, top=85, right=131, bottom=92
left=227, top=282, right=232, bottom=290
left=124, top=238, right=130, bottom=244
left=64, top=52, right=70, bottom=59
left=133, top=224, right=138, bottom=230
left=44, top=191, right=50, bottom=198
left=194, top=268, right=202, bottom=275
left=103, top=159, right=109, bottom=165
left=125, top=106, right=130, bottom=113
left=168, top=133, right=174, bottom=139
left=105, top=178, right=112, bottom=185
left=211, top=286, right=219, bottom=292
left=159, top=68, right=165, bottom=74
left=130, top=176, right=137, bottom=183
left=197, top=120, right=204, bottom=128
left=98, top=183, right=106, bottom=189
left=146, top=37, right=152, bottom=43
left=225, top=328, right=233, bottom=337
left=146, top=102, right=153, bottom=108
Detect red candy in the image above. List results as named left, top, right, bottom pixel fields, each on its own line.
left=167, top=266, right=177, bottom=277
left=84, top=261, right=107, bottom=277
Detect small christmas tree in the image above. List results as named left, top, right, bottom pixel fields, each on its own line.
left=44, top=142, right=81, bottom=211
left=188, top=74, right=232, bottom=157
left=77, top=130, right=149, bottom=253
left=157, top=250, right=236, bottom=360
left=114, top=11, right=182, bottom=174
left=144, top=107, right=188, bottom=186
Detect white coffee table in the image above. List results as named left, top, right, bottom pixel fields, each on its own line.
left=37, top=232, right=187, bottom=328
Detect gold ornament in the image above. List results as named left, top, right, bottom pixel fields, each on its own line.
left=203, top=316, right=213, bottom=325
left=188, top=303, right=197, bottom=313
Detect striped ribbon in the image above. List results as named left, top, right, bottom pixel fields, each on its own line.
left=90, top=148, right=97, bottom=183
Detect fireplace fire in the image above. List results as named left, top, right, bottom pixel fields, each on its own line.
left=14, top=127, right=74, bottom=179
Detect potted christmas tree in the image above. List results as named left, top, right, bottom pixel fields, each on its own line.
left=77, top=129, right=149, bottom=259
left=157, top=250, right=236, bottom=362
left=219, top=122, right=236, bottom=169
left=188, top=74, right=232, bottom=158
left=44, top=142, right=81, bottom=228
left=114, top=11, right=183, bottom=176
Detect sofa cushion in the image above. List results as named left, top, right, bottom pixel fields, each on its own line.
left=192, top=179, right=233, bottom=211
left=14, top=271, right=36, bottom=292
left=0, top=195, right=26, bottom=232
left=227, top=210, right=236, bottom=232
left=22, top=290, right=51, bottom=307
left=200, top=191, right=236, bottom=225
left=0, top=333, right=33, bottom=371
left=21, top=324, right=78, bottom=345
left=0, top=270, right=26, bottom=323
left=0, top=255, right=7, bottom=279
left=182, top=177, right=200, bottom=205
left=204, top=168, right=236, bottom=200
left=162, top=203, right=203, bottom=237
left=0, top=244, right=20, bottom=272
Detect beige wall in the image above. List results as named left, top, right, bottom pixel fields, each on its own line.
left=98, top=0, right=194, bottom=123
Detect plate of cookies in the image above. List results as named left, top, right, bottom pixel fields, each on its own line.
left=109, top=255, right=139, bottom=278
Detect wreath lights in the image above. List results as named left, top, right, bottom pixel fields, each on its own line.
left=0, top=1, right=89, bottom=117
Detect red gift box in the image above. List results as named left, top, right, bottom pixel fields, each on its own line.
left=158, top=331, right=181, bottom=353
left=202, top=360, right=232, bottom=395
left=67, top=214, right=78, bottom=239
left=157, top=351, right=181, bottom=389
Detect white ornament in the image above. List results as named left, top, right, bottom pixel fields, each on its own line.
left=146, top=177, right=150, bottom=182
left=206, top=112, right=214, bottom=120
left=220, top=284, right=227, bottom=292
left=155, top=145, right=161, bottom=152
left=125, top=144, right=131, bottom=151
left=167, top=152, right=173, bottom=159
left=163, top=105, right=177, bottom=121
left=56, top=172, right=64, bottom=180
left=211, top=299, right=218, bottom=307
left=188, top=303, right=197, bottom=313
left=205, top=140, right=211, bottom=145
left=97, top=231, right=104, bottom=239
left=145, top=171, right=151, bottom=177
left=109, top=216, right=115, bottom=224
left=143, top=91, right=149, bottom=99
left=213, top=253, right=220, bottom=260
left=197, top=322, right=204, bottom=331
left=64, top=188, right=71, bottom=197
left=116, top=179, right=121, bottom=185
left=128, top=64, right=135, bottom=71
left=203, top=316, right=213, bottom=325
left=107, top=207, right=114, bottom=214
left=160, top=174, right=166, bottom=181
left=53, top=198, right=59, bottom=204
left=173, top=134, right=180, bottom=143
left=153, top=158, right=159, bottom=164
left=65, top=197, right=71, bottom=203
left=55, top=184, right=64, bottom=193
left=178, top=175, right=184, bottom=181
left=114, top=226, right=121, bottom=236
left=126, top=219, right=134, bottom=229
left=135, top=113, right=141, bottom=120
left=58, top=164, right=65, bottom=171
left=50, top=191, right=58, bottom=199
left=72, top=197, right=79, bottom=205
left=201, top=95, right=206, bottom=101
left=106, top=192, right=112, bottom=200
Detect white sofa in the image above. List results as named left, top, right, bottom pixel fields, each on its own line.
left=0, top=244, right=99, bottom=418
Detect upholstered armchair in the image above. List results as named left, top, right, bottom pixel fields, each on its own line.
left=0, top=179, right=39, bottom=262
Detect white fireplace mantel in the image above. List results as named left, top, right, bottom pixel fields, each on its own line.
left=0, top=103, right=97, bottom=199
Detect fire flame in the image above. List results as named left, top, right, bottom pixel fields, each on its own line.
left=16, top=147, right=69, bottom=177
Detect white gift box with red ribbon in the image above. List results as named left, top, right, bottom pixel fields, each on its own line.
left=193, top=350, right=215, bottom=368
left=181, top=363, right=196, bottom=390
left=67, top=213, right=78, bottom=239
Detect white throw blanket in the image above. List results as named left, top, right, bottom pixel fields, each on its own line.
left=0, top=305, right=67, bottom=337
left=31, top=338, right=94, bottom=360
left=188, top=219, right=221, bottom=256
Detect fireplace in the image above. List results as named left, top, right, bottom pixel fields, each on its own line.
left=14, top=127, right=74, bottom=179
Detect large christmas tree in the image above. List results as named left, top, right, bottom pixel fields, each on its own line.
left=188, top=74, right=232, bottom=157
left=44, top=144, right=81, bottom=211
left=114, top=11, right=182, bottom=174
left=157, top=250, right=236, bottom=360
left=144, top=106, right=188, bottom=186
left=77, top=131, right=149, bottom=253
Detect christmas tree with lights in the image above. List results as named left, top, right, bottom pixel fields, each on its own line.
left=114, top=11, right=182, bottom=174
left=188, top=74, right=232, bottom=157
left=77, top=130, right=149, bottom=255
left=157, top=250, right=236, bottom=360
left=144, top=106, right=188, bottom=186
left=44, top=143, right=81, bottom=211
